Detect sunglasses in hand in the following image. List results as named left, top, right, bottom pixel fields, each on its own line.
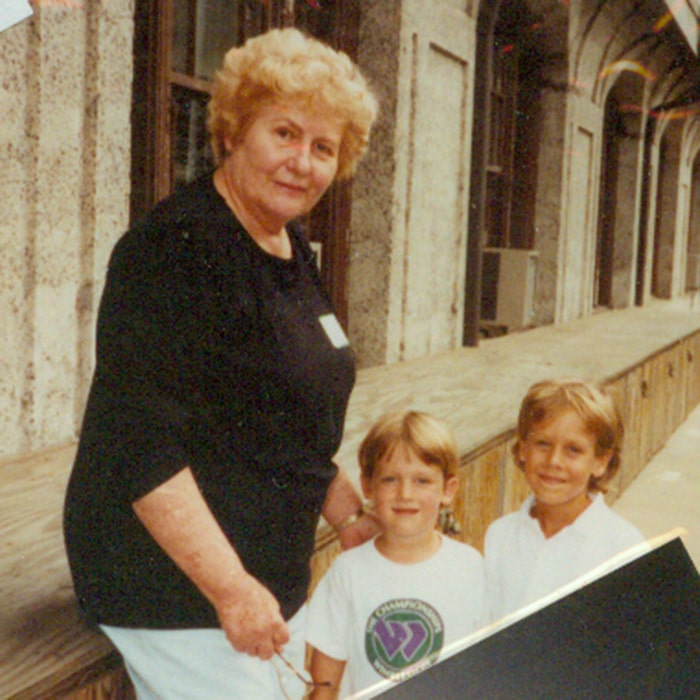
left=274, top=650, right=332, bottom=697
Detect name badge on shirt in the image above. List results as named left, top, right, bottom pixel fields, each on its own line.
left=319, top=314, right=349, bottom=349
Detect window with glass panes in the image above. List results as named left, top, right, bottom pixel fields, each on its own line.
left=485, top=37, right=518, bottom=249
left=484, top=0, right=543, bottom=253
left=130, top=0, right=359, bottom=325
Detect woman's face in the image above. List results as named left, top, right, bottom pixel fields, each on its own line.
left=224, top=100, right=344, bottom=233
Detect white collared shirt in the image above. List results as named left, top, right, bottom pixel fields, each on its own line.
left=484, top=493, right=644, bottom=621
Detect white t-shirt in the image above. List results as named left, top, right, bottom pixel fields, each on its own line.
left=306, top=534, right=486, bottom=697
left=484, top=493, right=644, bottom=621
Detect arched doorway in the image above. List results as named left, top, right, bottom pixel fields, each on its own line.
left=594, top=72, right=646, bottom=309
left=684, top=151, right=700, bottom=293
left=466, top=0, right=568, bottom=342
left=651, top=121, right=683, bottom=298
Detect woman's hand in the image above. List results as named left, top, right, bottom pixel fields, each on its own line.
left=322, top=468, right=382, bottom=549
left=336, top=508, right=382, bottom=550
left=216, top=573, right=289, bottom=659
left=133, top=467, right=288, bottom=659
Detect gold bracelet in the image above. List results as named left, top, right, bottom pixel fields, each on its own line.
left=334, top=506, right=365, bottom=533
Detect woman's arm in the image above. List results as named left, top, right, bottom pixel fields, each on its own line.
left=308, top=646, right=346, bottom=700
left=322, top=468, right=381, bottom=549
left=132, top=467, right=289, bottom=659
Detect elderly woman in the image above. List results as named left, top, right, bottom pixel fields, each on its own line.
left=64, top=28, right=378, bottom=699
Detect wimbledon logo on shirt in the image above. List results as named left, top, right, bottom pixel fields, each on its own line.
left=365, top=598, right=444, bottom=680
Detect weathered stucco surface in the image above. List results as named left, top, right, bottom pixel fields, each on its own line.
left=350, top=0, right=476, bottom=365
left=1, top=2, right=133, bottom=457
left=2, top=0, right=700, bottom=460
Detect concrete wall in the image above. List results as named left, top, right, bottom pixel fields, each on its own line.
left=350, top=0, right=476, bottom=365
left=0, top=1, right=133, bottom=458
left=2, top=0, right=700, bottom=461
left=350, top=0, right=700, bottom=359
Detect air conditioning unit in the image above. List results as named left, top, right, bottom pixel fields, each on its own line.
left=686, top=252, right=700, bottom=291
left=480, top=247, right=539, bottom=330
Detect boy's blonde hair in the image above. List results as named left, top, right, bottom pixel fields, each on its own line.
left=514, top=378, right=623, bottom=492
left=358, top=411, right=460, bottom=481
left=207, top=28, right=378, bottom=179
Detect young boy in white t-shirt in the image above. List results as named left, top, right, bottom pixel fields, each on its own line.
left=306, top=410, right=486, bottom=699
left=484, top=378, right=644, bottom=622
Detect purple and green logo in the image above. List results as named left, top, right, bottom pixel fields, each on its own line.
left=365, top=599, right=444, bottom=680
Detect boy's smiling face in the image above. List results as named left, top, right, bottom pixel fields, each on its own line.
left=520, top=408, right=611, bottom=519
left=362, top=444, right=458, bottom=543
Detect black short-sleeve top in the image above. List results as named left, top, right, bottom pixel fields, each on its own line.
left=63, top=174, right=356, bottom=628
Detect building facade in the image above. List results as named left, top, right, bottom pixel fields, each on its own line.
left=2, top=0, right=700, bottom=460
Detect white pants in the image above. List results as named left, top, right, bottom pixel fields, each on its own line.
left=102, top=607, right=307, bottom=700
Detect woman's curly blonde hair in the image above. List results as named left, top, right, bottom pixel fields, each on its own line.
left=207, top=28, right=378, bottom=180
